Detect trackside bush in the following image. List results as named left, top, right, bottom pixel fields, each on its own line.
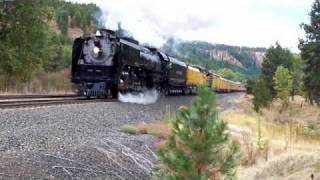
left=154, top=85, right=241, bottom=180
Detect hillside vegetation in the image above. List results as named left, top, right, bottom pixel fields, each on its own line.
left=224, top=95, right=320, bottom=180
left=238, top=1, right=320, bottom=178
left=162, top=39, right=266, bottom=82
left=0, top=0, right=102, bottom=93
left=0, top=0, right=265, bottom=93
left=122, top=93, right=320, bottom=180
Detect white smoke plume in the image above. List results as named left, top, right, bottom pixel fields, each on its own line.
left=118, top=89, right=159, bottom=105
left=69, top=0, right=312, bottom=52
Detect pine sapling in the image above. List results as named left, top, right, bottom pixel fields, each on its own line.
left=156, top=85, right=241, bottom=180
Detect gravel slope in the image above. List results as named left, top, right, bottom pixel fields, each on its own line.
left=0, top=93, right=242, bottom=180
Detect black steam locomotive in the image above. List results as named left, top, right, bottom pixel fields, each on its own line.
left=71, top=29, right=193, bottom=98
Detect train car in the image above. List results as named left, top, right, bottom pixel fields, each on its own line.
left=71, top=28, right=244, bottom=98
left=72, top=29, right=192, bottom=97
left=220, top=78, right=228, bottom=92
left=186, top=66, right=208, bottom=86
left=218, top=76, right=231, bottom=92
left=234, top=81, right=242, bottom=92
left=166, top=57, right=188, bottom=94
left=212, top=73, right=221, bottom=91
left=221, top=78, right=228, bottom=92
left=212, top=76, right=241, bottom=93
left=184, top=65, right=208, bottom=94
left=224, top=79, right=242, bottom=92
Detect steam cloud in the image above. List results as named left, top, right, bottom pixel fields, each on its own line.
left=118, top=89, right=159, bottom=105
left=69, top=0, right=312, bottom=51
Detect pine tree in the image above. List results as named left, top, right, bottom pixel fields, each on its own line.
left=0, top=0, right=102, bottom=82
left=252, top=79, right=272, bottom=113
left=261, top=43, right=294, bottom=98
left=156, top=85, right=240, bottom=180
left=251, top=43, right=294, bottom=111
left=299, top=0, right=320, bottom=105
left=273, top=66, right=293, bottom=111
left=0, top=0, right=53, bottom=81
left=290, top=55, right=303, bottom=99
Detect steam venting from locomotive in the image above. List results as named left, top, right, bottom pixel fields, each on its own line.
left=118, top=89, right=159, bottom=105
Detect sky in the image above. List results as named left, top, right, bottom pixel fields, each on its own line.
left=70, top=0, right=314, bottom=52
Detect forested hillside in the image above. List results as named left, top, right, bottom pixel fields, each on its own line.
left=0, top=0, right=102, bottom=93
left=162, top=39, right=266, bottom=82
left=0, top=0, right=265, bottom=93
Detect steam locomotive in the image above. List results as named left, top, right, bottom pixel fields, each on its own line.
left=71, top=29, right=242, bottom=98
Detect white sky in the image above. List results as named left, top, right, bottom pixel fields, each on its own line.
left=70, top=0, right=314, bottom=51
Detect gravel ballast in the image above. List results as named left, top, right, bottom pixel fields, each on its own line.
left=0, top=93, right=242, bottom=180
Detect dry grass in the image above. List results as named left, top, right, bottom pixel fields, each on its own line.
left=0, top=69, right=74, bottom=95
left=237, top=95, right=320, bottom=126
left=121, top=94, right=320, bottom=179
left=121, top=121, right=171, bottom=150
left=221, top=94, right=320, bottom=180
left=121, top=105, right=174, bottom=139
left=121, top=121, right=170, bottom=139
left=239, top=151, right=320, bottom=180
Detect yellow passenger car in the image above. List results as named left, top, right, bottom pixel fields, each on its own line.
left=234, top=82, right=242, bottom=91
left=220, top=78, right=228, bottom=92
left=186, top=65, right=243, bottom=92
left=207, top=71, right=243, bottom=92
left=186, top=66, right=208, bottom=86
left=211, top=73, right=221, bottom=91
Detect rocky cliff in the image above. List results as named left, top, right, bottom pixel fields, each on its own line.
left=162, top=39, right=266, bottom=80
left=206, top=48, right=265, bottom=68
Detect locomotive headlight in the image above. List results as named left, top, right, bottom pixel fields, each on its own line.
left=95, top=30, right=102, bottom=37
left=93, top=46, right=100, bottom=54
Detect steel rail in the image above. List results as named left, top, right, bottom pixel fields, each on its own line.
left=0, top=98, right=116, bottom=109
left=0, top=94, right=78, bottom=100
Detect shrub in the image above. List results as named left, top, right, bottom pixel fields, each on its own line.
left=154, top=85, right=241, bottom=180
left=307, top=121, right=317, bottom=131
left=252, top=79, right=272, bottom=113
left=241, top=132, right=257, bottom=166
left=273, top=66, right=293, bottom=111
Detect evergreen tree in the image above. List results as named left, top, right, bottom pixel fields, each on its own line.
left=0, top=0, right=102, bottom=81
left=291, top=54, right=303, bottom=99
left=299, top=0, right=320, bottom=105
left=252, top=79, right=272, bottom=113
left=261, top=43, right=294, bottom=97
left=245, top=80, right=255, bottom=95
left=273, top=66, right=293, bottom=111
left=156, top=85, right=240, bottom=180
left=251, top=44, right=296, bottom=111
left=0, top=0, right=53, bottom=81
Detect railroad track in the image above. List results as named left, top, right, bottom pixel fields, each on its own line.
left=0, top=95, right=116, bottom=109
left=0, top=94, right=78, bottom=100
